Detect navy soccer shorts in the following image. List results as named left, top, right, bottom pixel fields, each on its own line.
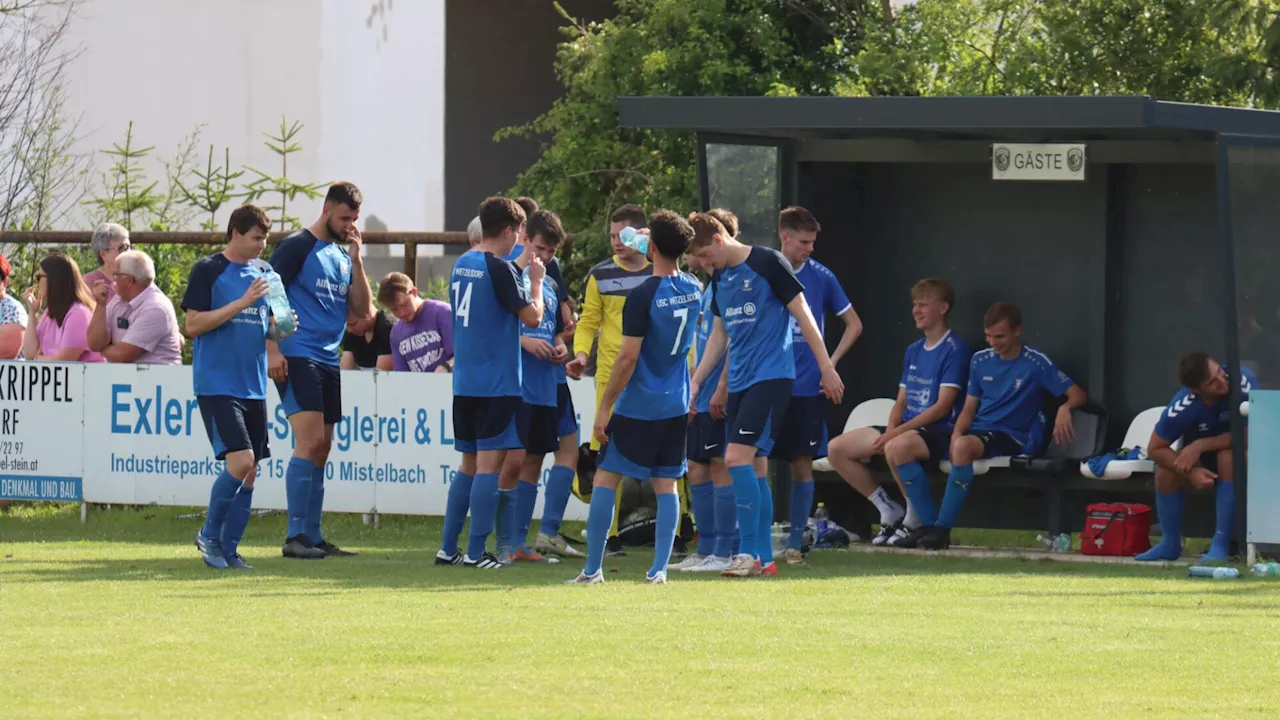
left=770, top=394, right=829, bottom=460
left=687, top=412, right=726, bottom=463
left=198, top=396, right=270, bottom=461
left=556, top=383, right=579, bottom=439
left=598, top=413, right=688, bottom=481
left=453, top=395, right=522, bottom=454
left=725, top=378, right=793, bottom=456
left=970, top=430, right=1023, bottom=459
left=519, top=402, right=561, bottom=456
left=275, top=357, right=342, bottom=425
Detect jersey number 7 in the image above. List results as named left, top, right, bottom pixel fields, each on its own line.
left=452, top=281, right=473, bottom=327
left=670, top=308, right=688, bottom=355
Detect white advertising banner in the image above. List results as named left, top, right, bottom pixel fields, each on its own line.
left=73, top=363, right=595, bottom=521
left=0, top=362, right=84, bottom=502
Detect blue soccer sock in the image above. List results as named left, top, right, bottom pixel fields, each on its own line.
left=441, top=471, right=473, bottom=556
left=538, top=465, right=575, bottom=538
left=689, top=481, right=717, bottom=556
left=220, top=485, right=254, bottom=558
left=650, top=492, right=679, bottom=577
left=936, top=464, right=974, bottom=530
left=728, top=465, right=759, bottom=558
left=1204, top=480, right=1235, bottom=561
left=202, top=469, right=242, bottom=542
left=284, top=457, right=315, bottom=540
left=789, top=479, right=815, bottom=551
left=516, top=481, right=539, bottom=549
left=898, top=461, right=937, bottom=527
left=495, top=488, right=517, bottom=549
left=305, top=463, right=326, bottom=545
left=757, top=475, right=774, bottom=565
left=1136, top=489, right=1185, bottom=562
left=713, top=484, right=737, bottom=558
left=466, top=473, right=499, bottom=560
left=584, top=485, right=617, bottom=576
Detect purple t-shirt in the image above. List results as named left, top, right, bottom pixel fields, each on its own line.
left=390, top=299, right=453, bottom=372
left=83, top=268, right=116, bottom=301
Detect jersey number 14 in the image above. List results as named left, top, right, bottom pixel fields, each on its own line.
left=452, top=281, right=473, bottom=327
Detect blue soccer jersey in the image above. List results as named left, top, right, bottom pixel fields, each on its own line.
left=1153, top=367, right=1256, bottom=443
left=967, top=345, right=1076, bottom=454
left=712, top=246, right=804, bottom=393
left=900, top=330, right=971, bottom=428
left=181, top=253, right=271, bottom=399
left=270, top=230, right=352, bottom=365
left=450, top=251, right=532, bottom=398
left=791, top=259, right=852, bottom=397
left=613, top=273, right=702, bottom=421
left=693, top=284, right=726, bottom=414
left=520, top=266, right=564, bottom=407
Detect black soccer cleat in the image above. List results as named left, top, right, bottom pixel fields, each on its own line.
left=606, top=536, right=627, bottom=557
left=282, top=535, right=327, bottom=559
left=315, top=540, right=357, bottom=557
left=435, top=550, right=464, bottom=566
left=918, top=527, right=952, bottom=551
left=462, top=551, right=504, bottom=569
left=893, top=525, right=935, bottom=549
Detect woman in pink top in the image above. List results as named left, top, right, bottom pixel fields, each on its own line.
left=22, top=252, right=106, bottom=363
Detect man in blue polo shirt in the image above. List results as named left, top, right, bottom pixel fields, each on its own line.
left=268, top=182, right=373, bottom=560
left=183, top=204, right=295, bottom=569
left=688, top=212, right=844, bottom=578
left=771, top=206, right=863, bottom=566
left=903, top=301, right=1086, bottom=550
left=1137, top=353, right=1255, bottom=563
left=568, top=210, right=701, bottom=585
left=436, top=197, right=544, bottom=569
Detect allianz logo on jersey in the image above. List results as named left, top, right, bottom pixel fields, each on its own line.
left=232, top=305, right=267, bottom=324
left=315, top=277, right=349, bottom=296
left=723, top=302, right=756, bottom=318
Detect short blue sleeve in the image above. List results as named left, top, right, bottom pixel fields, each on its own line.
left=710, top=274, right=722, bottom=317
left=940, top=343, right=968, bottom=389
left=1035, top=353, right=1075, bottom=396
left=899, top=345, right=914, bottom=387
left=824, top=269, right=852, bottom=316
left=181, top=255, right=224, bottom=312
left=1154, top=391, right=1195, bottom=442
left=622, top=277, right=658, bottom=338
left=270, top=232, right=315, bottom=288
left=748, top=247, right=804, bottom=306
left=486, top=254, right=531, bottom=317
left=967, top=354, right=983, bottom=398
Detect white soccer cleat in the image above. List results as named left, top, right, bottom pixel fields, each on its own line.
left=645, top=571, right=668, bottom=584
left=565, top=570, right=605, bottom=585
left=669, top=553, right=706, bottom=571
left=684, top=555, right=732, bottom=572
left=720, top=553, right=760, bottom=578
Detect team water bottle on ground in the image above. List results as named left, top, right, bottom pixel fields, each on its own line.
left=1188, top=566, right=1240, bottom=579
left=1037, top=533, right=1072, bottom=553
left=249, top=258, right=295, bottom=335
left=1251, top=562, right=1280, bottom=577
left=814, top=502, right=829, bottom=540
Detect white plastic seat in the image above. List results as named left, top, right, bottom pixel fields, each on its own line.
left=940, top=455, right=1015, bottom=476
left=812, top=398, right=895, bottom=473
left=1078, top=406, right=1167, bottom=480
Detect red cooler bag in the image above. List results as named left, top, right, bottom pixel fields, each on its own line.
left=1081, top=503, right=1152, bottom=556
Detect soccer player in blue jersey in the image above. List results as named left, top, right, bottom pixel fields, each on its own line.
left=492, top=210, right=579, bottom=563
left=184, top=205, right=295, bottom=569
left=688, top=212, right=845, bottom=578
left=568, top=210, right=701, bottom=585
left=670, top=209, right=737, bottom=573
left=437, top=197, right=545, bottom=569
left=771, top=207, right=863, bottom=566
left=905, top=302, right=1087, bottom=550
left=827, top=278, right=968, bottom=546
left=268, top=182, right=373, bottom=559
left=1137, top=353, right=1255, bottom=563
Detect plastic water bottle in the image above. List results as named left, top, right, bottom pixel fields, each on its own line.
left=1037, top=533, right=1071, bottom=553
left=814, top=502, right=830, bottom=542
left=619, top=226, right=649, bottom=256
left=1251, top=562, right=1280, bottom=577
left=1188, top=566, right=1240, bottom=579
left=250, top=259, right=294, bottom=336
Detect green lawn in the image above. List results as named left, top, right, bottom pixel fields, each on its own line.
left=2, top=504, right=1278, bottom=719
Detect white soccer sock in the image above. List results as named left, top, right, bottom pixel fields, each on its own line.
left=903, top=500, right=921, bottom=530
left=870, top=487, right=905, bottom=526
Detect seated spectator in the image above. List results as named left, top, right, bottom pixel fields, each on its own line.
left=341, top=308, right=393, bottom=370
left=22, top=252, right=105, bottom=363
left=1137, top=353, right=1255, bottom=563
left=901, top=301, right=1086, bottom=550
left=87, top=250, right=182, bottom=364
left=0, top=252, right=27, bottom=359
left=826, top=278, right=970, bottom=547
left=379, top=272, right=453, bottom=372
left=82, top=223, right=130, bottom=302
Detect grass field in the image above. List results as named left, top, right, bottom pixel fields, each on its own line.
left=2, top=504, right=1279, bottom=719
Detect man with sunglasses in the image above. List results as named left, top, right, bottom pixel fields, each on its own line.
left=87, top=249, right=182, bottom=365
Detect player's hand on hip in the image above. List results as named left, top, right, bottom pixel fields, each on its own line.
left=820, top=365, right=844, bottom=406
left=710, top=383, right=728, bottom=420
left=267, top=347, right=288, bottom=381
